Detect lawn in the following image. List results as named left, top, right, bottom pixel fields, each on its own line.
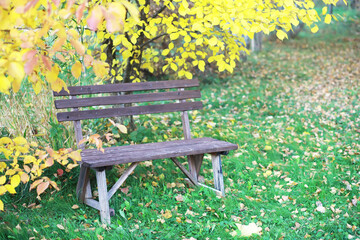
left=0, top=7, right=359, bottom=240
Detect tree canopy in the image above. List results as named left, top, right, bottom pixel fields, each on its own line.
left=0, top=0, right=338, bottom=94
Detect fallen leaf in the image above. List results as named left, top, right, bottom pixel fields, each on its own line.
left=315, top=201, right=326, bottom=213
left=235, top=222, right=262, bottom=237
left=57, top=169, right=64, bottom=177
left=162, top=209, right=172, bottom=219
left=121, top=187, right=129, bottom=194
left=264, top=145, right=272, bottom=151
left=175, top=194, right=184, bottom=202
left=57, top=224, right=65, bottom=230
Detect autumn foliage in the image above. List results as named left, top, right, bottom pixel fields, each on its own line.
left=0, top=137, right=80, bottom=211
left=0, top=0, right=339, bottom=94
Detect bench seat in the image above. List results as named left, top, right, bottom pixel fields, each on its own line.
left=81, top=137, right=238, bottom=168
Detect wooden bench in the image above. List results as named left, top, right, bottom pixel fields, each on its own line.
left=53, top=79, right=237, bottom=224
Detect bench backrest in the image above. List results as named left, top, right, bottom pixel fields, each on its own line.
left=53, top=79, right=202, bottom=122
left=53, top=79, right=202, bottom=146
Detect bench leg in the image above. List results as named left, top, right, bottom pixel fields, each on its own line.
left=211, top=154, right=225, bottom=196
left=96, top=169, right=111, bottom=224
left=76, top=165, right=92, bottom=203
left=187, top=154, right=204, bottom=181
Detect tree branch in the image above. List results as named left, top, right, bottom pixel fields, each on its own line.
left=140, top=33, right=167, bottom=49
left=150, top=0, right=172, bottom=19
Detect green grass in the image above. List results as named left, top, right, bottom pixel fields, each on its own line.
left=1, top=7, right=360, bottom=239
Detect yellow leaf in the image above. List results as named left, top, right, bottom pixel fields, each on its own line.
left=276, top=30, right=288, bottom=41
left=185, top=71, right=193, bottom=79
left=162, top=209, right=172, bottom=219
left=264, top=145, right=272, bottom=151
left=13, top=136, right=27, bottom=145
left=263, top=170, right=272, bottom=178
left=208, top=37, right=217, bottom=46
left=24, top=155, right=36, bottom=164
left=46, top=65, right=60, bottom=84
left=170, top=63, right=178, bottom=71
left=106, top=2, right=126, bottom=33
left=170, top=32, right=179, bottom=40
left=198, top=60, right=205, bottom=72
left=50, top=181, right=60, bottom=191
left=10, top=175, right=20, bottom=188
left=324, top=14, right=331, bottom=24
left=5, top=184, right=16, bottom=194
left=0, top=199, right=3, bottom=211
left=51, top=78, right=68, bottom=93
left=69, top=150, right=81, bottom=162
left=311, top=25, right=319, bottom=33
left=0, top=137, right=12, bottom=145
left=0, top=176, right=6, bottom=185
left=5, top=169, right=16, bottom=176
left=0, top=75, right=11, bottom=94
left=93, top=60, right=108, bottom=78
left=8, top=62, right=25, bottom=80
left=0, top=186, right=6, bottom=195
left=67, top=163, right=79, bottom=170
left=117, top=124, right=127, bottom=134
left=322, top=6, right=327, bottom=15
left=71, top=61, right=82, bottom=79
left=37, top=181, right=49, bottom=196
left=33, top=80, right=42, bottom=94
left=120, top=0, right=139, bottom=22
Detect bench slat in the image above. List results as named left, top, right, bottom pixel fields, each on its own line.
left=57, top=101, right=203, bottom=122
left=81, top=138, right=238, bottom=168
left=82, top=137, right=219, bottom=158
left=53, top=79, right=199, bottom=96
left=54, top=90, right=201, bottom=109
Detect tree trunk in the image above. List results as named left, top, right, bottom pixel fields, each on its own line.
left=328, top=4, right=333, bottom=14
left=251, top=32, right=263, bottom=52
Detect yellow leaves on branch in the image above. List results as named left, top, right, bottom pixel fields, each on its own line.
left=0, top=0, right=139, bottom=94
left=0, top=137, right=80, bottom=211
left=0, top=0, right=339, bottom=95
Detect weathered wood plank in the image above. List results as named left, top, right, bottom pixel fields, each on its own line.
left=81, top=138, right=238, bottom=168
left=194, top=154, right=203, bottom=177
left=70, top=96, right=85, bottom=149
left=96, top=170, right=111, bottom=224
left=211, top=154, right=225, bottom=196
left=170, top=157, right=198, bottom=185
left=107, top=162, right=138, bottom=200
left=76, top=165, right=91, bottom=202
left=53, top=79, right=199, bottom=96
left=198, top=183, right=223, bottom=196
left=55, top=90, right=201, bottom=109
left=84, top=199, right=115, bottom=217
left=57, top=101, right=203, bottom=122
left=82, top=137, right=219, bottom=157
